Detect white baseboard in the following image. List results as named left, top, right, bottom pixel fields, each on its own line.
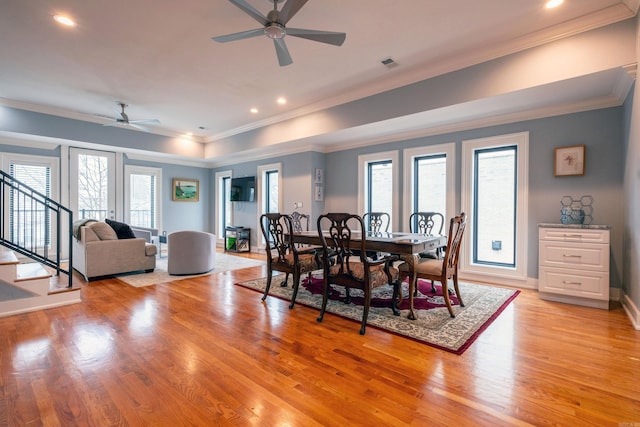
left=621, top=293, right=640, bottom=330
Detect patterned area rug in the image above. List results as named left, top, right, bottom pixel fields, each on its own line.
left=236, top=275, right=519, bottom=354
left=117, top=253, right=265, bottom=287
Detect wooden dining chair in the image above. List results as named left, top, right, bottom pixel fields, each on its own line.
left=281, top=211, right=316, bottom=287
left=362, top=212, right=390, bottom=233
left=410, top=211, right=446, bottom=256
left=361, top=211, right=391, bottom=260
left=399, top=212, right=467, bottom=318
left=316, top=213, right=401, bottom=334
left=260, top=213, right=319, bottom=309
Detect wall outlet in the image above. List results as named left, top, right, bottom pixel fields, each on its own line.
left=293, top=202, right=303, bottom=209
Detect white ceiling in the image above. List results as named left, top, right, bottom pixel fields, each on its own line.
left=0, top=0, right=638, bottom=155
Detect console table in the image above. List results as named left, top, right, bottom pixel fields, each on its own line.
left=225, top=226, right=250, bottom=253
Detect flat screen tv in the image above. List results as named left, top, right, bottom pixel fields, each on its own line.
left=230, top=176, right=255, bottom=202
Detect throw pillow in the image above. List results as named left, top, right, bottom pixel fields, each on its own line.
left=88, top=221, right=118, bottom=241
left=105, top=218, right=136, bottom=239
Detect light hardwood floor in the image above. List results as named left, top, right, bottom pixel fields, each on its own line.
left=1, top=251, right=638, bottom=426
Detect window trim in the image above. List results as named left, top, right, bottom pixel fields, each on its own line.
left=402, top=143, right=456, bottom=232
left=460, top=132, right=529, bottom=284
left=358, top=150, right=399, bottom=230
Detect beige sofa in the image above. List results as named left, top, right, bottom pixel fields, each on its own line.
left=73, top=221, right=157, bottom=281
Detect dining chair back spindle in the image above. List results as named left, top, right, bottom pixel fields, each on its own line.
left=400, top=212, right=467, bottom=317
left=260, top=213, right=319, bottom=309
left=316, top=213, right=400, bottom=334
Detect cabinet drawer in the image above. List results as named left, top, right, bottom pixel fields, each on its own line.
left=539, top=241, right=609, bottom=271
left=539, top=266, right=608, bottom=300
left=539, top=228, right=609, bottom=244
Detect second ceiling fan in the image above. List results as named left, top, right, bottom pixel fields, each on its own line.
left=212, top=0, right=346, bottom=66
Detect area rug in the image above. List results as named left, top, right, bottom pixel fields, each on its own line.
left=236, top=275, right=519, bottom=354
left=118, top=253, right=265, bottom=287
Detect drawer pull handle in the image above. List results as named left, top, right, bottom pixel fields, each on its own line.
left=563, top=280, right=582, bottom=286
left=562, top=254, right=582, bottom=258
left=563, top=234, right=583, bottom=238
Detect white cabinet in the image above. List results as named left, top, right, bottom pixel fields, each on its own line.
left=538, top=225, right=610, bottom=309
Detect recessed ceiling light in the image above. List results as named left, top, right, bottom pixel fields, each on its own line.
left=250, top=107, right=258, bottom=114
left=185, top=132, right=193, bottom=136
left=545, top=0, right=563, bottom=9
left=53, top=14, right=76, bottom=27
left=277, top=97, right=286, bottom=105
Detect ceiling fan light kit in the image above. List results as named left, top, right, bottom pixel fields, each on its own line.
left=212, top=0, right=346, bottom=66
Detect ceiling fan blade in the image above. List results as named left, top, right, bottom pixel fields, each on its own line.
left=128, top=123, right=152, bottom=132
left=273, top=38, right=292, bottom=66
left=279, top=0, right=309, bottom=25
left=227, top=0, right=268, bottom=26
left=212, top=28, right=264, bottom=43
left=129, top=119, right=160, bottom=125
left=286, top=28, right=346, bottom=46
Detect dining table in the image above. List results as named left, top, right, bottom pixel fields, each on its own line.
left=291, top=230, right=447, bottom=320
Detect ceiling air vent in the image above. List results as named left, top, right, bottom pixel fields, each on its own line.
left=381, top=57, right=398, bottom=69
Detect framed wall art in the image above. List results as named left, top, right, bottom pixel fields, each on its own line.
left=554, top=144, right=585, bottom=177
left=172, top=178, right=199, bottom=201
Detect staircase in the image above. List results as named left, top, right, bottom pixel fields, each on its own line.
left=0, top=170, right=79, bottom=317
left=0, top=251, right=80, bottom=316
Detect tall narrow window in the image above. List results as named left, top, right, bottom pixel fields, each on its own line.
left=9, top=163, right=52, bottom=248
left=358, top=151, right=398, bottom=230
left=473, top=146, right=516, bottom=266
left=414, top=154, right=447, bottom=214
left=124, top=165, right=162, bottom=230
left=2, top=154, right=59, bottom=254
left=215, top=171, right=233, bottom=242
left=222, top=176, right=231, bottom=229
left=265, top=170, right=279, bottom=213
left=403, top=143, right=455, bottom=232
left=257, top=163, right=283, bottom=248
left=461, top=132, right=528, bottom=285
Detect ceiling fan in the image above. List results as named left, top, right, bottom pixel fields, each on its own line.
left=212, top=0, right=346, bottom=66
left=103, top=102, right=160, bottom=131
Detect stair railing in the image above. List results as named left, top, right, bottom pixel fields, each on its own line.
left=0, top=170, right=73, bottom=288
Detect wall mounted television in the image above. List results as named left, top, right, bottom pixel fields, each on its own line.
left=230, top=176, right=256, bottom=202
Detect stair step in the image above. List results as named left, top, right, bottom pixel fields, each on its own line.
left=16, top=263, right=52, bottom=282
left=0, top=251, right=19, bottom=266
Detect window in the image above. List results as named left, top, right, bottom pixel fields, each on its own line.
left=215, top=170, right=232, bottom=240
left=473, top=146, right=516, bottom=266
left=265, top=170, right=279, bottom=213
left=461, top=132, right=529, bottom=284
left=358, top=151, right=399, bottom=230
left=403, top=143, right=455, bottom=231
left=69, top=148, right=118, bottom=222
left=124, top=165, right=162, bottom=230
left=2, top=154, right=59, bottom=251
left=257, top=163, right=283, bottom=247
